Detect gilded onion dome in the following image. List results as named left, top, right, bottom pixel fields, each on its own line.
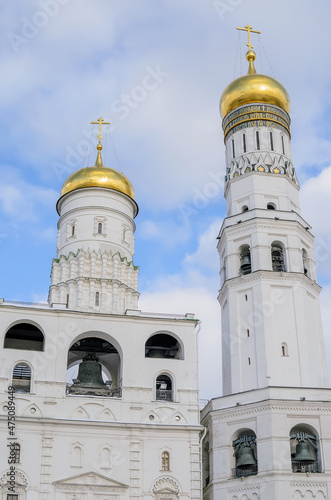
left=220, top=50, right=290, bottom=118
left=60, top=119, right=135, bottom=201
left=60, top=153, right=135, bottom=200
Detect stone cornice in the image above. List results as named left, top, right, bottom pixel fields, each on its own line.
left=218, top=270, right=321, bottom=302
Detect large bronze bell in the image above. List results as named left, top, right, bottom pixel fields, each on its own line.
left=294, top=442, right=316, bottom=462
left=236, top=445, right=257, bottom=468
left=73, top=352, right=105, bottom=387
left=240, top=253, right=251, bottom=275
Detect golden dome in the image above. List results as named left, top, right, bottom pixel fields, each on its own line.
left=60, top=148, right=135, bottom=200
left=220, top=50, right=290, bottom=118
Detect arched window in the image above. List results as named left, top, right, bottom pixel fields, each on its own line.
left=161, top=451, right=170, bottom=471
left=4, top=323, right=44, bottom=351
left=98, top=222, right=103, bottom=234
left=242, top=205, right=249, bottom=213
left=271, top=242, right=286, bottom=271
left=231, top=139, right=235, bottom=158
left=290, top=424, right=320, bottom=473
left=145, top=333, right=182, bottom=359
left=239, top=245, right=251, bottom=275
left=12, top=363, right=31, bottom=393
left=270, top=131, right=274, bottom=151
left=281, top=342, right=288, bottom=357
left=156, top=374, right=173, bottom=402
left=267, top=203, right=276, bottom=210
left=281, top=135, right=285, bottom=155
left=72, top=445, right=83, bottom=467
left=95, top=292, right=100, bottom=307
left=302, top=248, right=309, bottom=276
left=71, top=224, right=75, bottom=236
left=232, top=430, right=257, bottom=478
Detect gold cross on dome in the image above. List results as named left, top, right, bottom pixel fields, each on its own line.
left=236, top=24, right=261, bottom=51
left=91, top=117, right=110, bottom=146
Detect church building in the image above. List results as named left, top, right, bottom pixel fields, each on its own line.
left=201, top=25, right=331, bottom=500
left=0, top=119, right=203, bottom=499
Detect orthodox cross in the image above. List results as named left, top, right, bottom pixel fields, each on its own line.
left=91, top=117, right=110, bottom=147
left=236, top=24, right=261, bottom=51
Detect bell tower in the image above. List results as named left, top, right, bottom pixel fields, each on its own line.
left=202, top=27, right=331, bottom=500
left=217, top=27, right=328, bottom=395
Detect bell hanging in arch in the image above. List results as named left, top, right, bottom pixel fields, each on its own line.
left=240, top=252, right=251, bottom=275
left=73, top=352, right=105, bottom=387
left=294, top=442, right=316, bottom=462
left=236, top=444, right=257, bottom=468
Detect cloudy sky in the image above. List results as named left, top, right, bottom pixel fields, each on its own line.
left=0, top=1, right=331, bottom=400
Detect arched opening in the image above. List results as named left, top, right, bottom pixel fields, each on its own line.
left=12, top=363, right=31, bottom=393
left=302, top=248, right=309, bottom=276
left=4, top=323, right=44, bottom=351
left=267, top=203, right=276, bottom=210
left=161, top=451, right=170, bottom=471
left=281, top=342, right=288, bottom=357
left=95, top=292, right=100, bottom=307
left=145, top=333, right=183, bottom=359
left=156, top=373, right=173, bottom=402
left=290, top=424, right=321, bottom=473
left=98, top=222, right=103, bottom=234
left=239, top=244, right=251, bottom=275
left=232, top=429, right=257, bottom=478
left=241, top=205, right=249, bottom=213
left=66, top=336, right=121, bottom=397
left=271, top=242, right=286, bottom=271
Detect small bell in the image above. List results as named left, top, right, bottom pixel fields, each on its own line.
left=240, top=252, right=251, bottom=275
left=294, top=442, right=316, bottom=463
left=236, top=444, right=257, bottom=468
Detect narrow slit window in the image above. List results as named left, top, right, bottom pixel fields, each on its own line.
left=161, top=451, right=170, bottom=471
left=66, top=294, right=69, bottom=308
left=232, top=139, right=235, bottom=158
left=71, top=225, right=75, bottom=236
left=95, top=292, right=100, bottom=306
left=247, top=329, right=250, bottom=337
left=243, top=133, right=246, bottom=153
left=98, top=222, right=103, bottom=234
left=248, top=357, right=251, bottom=365
left=256, top=131, right=260, bottom=150
left=245, top=294, right=248, bottom=301
left=270, top=131, right=274, bottom=151
left=281, top=135, right=285, bottom=155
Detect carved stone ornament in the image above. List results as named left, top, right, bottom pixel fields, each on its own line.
left=152, top=476, right=180, bottom=495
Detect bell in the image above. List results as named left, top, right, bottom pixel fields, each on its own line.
left=240, top=253, right=251, bottom=275
left=294, top=442, right=316, bottom=462
left=147, top=348, right=165, bottom=358
left=73, top=352, right=105, bottom=387
left=236, top=445, right=257, bottom=468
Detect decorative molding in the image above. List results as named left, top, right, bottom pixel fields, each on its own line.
left=152, top=476, right=180, bottom=494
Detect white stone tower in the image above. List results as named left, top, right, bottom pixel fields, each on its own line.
left=202, top=26, right=331, bottom=500
left=48, top=117, right=139, bottom=314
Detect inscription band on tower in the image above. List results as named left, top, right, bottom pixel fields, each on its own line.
left=223, top=103, right=291, bottom=140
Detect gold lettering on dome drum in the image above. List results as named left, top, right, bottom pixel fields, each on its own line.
left=223, top=111, right=291, bottom=139
left=222, top=103, right=290, bottom=129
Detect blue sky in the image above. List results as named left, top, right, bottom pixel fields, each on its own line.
left=1, top=1, right=331, bottom=399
